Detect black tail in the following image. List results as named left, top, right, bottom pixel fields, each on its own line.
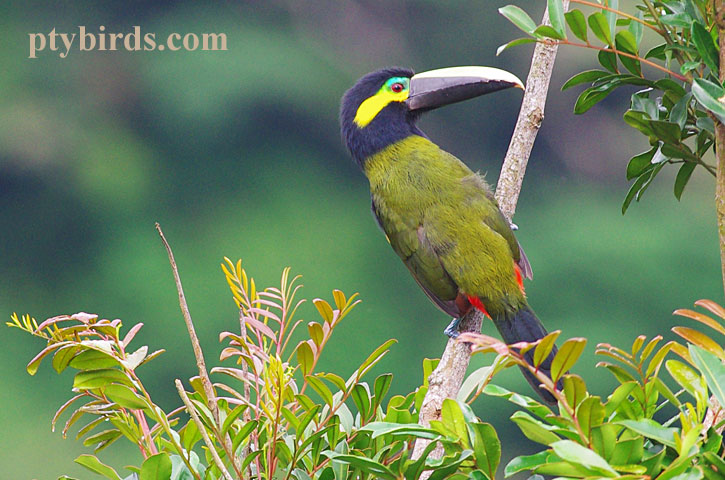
left=493, top=305, right=559, bottom=405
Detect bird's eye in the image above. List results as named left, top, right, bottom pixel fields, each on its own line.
left=390, top=82, right=405, bottom=93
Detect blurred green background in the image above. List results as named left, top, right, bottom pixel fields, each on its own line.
left=2, top=1, right=722, bottom=478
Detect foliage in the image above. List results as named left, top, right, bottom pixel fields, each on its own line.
left=499, top=0, right=720, bottom=212
left=7, top=261, right=504, bottom=480
left=457, top=298, right=725, bottom=479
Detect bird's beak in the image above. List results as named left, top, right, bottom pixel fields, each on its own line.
left=407, top=66, right=524, bottom=112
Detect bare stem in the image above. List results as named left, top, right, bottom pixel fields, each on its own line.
left=715, top=0, right=725, bottom=304
left=156, top=223, right=241, bottom=475
left=176, top=380, right=235, bottom=480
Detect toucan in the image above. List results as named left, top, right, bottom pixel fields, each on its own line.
left=339, top=66, right=558, bottom=402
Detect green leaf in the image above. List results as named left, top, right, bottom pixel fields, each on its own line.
left=551, top=338, right=586, bottom=381
left=357, top=338, right=397, bottom=378
left=75, top=454, right=122, bottom=480
left=499, top=5, right=537, bottom=35
left=307, top=321, right=324, bottom=347
left=69, top=349, right=121, bottom=370
left=313, top=298, right=334, bottom=323
left=626, top=148, right=656, bottom=180
left=614, top=30, right=637, bottom=54
left=598, top=49, right=618, bottom=73
left=221, top=404, right=248, bottom=437
left=666, top=359, right=706, bottom=399
left=510, top=411, right=560, bottom=445
left=550, top=440, right=618, bottom=476
left=103, top=384, right=149, bottom=410
left=648, top=120, right=682, bottom=144
left=645, top=44, right=667, bottom=60
left=610, top=436, right=644, bottom=466
left=615, top=31, right=641, bottom=76
left=470, top=422, right=501, bottom=479
left=534, top=25, right=565, bottom=40
left=562, top=374, right=587, bottom=408
left=496, top=38, right=537, bottom=56
left=351, top=383, right=372, bottom=420
left=674, top=162, right=696, bottom=200
left=140, top=453, right=172, bottom=480
left=692, top=78, right=725, bottom=123
left=441, top=398, right=470, bottom=445
left=373, top=373, right=393, bottom=408
left=605, top=382, right=637, bottom=417
left=505, top=451, right=551, bottom=476
left=692, top=22, right=719, bottom=73
left=306, top=375, right=334, bottom=406
left=296, top=340, right=314, bottom=376
left=622, top=167, right=652, bottom=214
left=27, top=342, right=68, bottom=375
left=533, top=331, right=560, bottom=368
left=659, top=13, right=693, bottom=28
left=562, top=70, right=610, bottom=91
left=669, top=93, right=691, bottom=130
left=689, top=344, right=725, bottom=408
left=576, top=396, right=605, bottom=438
left=574, top=85, right=614, bottom=114
left=73, top=369, right=133, bottom=390
left=231, top=420, right=258, bottom=454
left=323, top=453, right=397, bottom=480
left=361, top=421, right=440, bottom=439
left=588, top=12, right=612, bottom=45
left=617, top=419, right=677, bottom=447
left=623, top=110, right=654, bottom=136
left=565, top=9, right=587, bottom=42
left=52, top=344, right=81, bottom=374
left=547, top=0, right=566, bottom=38
left=628, top=10, right=643, bottom=45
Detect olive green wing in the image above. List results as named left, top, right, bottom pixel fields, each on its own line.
left=371, top=199, right=462, bottom=317
left=461, top=173, right=533, bottom=280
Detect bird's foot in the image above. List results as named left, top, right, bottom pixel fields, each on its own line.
left=510, top=222, right=518, bottom=231
left=444, top=317, right=461, bottom=339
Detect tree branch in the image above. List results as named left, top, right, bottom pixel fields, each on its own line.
left=496, top=3, right=568, bottom=220
left=411, top=2, right=567, bottom=469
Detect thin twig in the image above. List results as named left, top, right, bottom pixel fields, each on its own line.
left=156, top=223, right=242, bottom=476
left=497, top=3, right=570, bottom=220
left=556, top=39, right=688, bottom=82
left=176, top=380, right=235, bottom=480
left=570, top=0, right=663, bottom=34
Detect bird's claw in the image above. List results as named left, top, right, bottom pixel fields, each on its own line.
left=444, top=317, right=461, bottom=338
left=510, top=222, right=518, bottom=231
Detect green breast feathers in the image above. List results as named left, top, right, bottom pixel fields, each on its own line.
left=363, top=135, right=529, bottom=316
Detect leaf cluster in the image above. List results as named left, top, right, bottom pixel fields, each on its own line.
left=499, top=0, right=719, bottom=212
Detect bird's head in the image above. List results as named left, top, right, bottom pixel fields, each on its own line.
left=340, top=66, right=524, bottom=166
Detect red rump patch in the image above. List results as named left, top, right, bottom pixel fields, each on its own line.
left=467, top=295, right=490, bottom=317
left=513, top=262, right=525, bottom=293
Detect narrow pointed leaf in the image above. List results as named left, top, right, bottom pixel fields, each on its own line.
left=692, top=21, right=719, bottom=73
left=692, top=78, right=725, bottom=123
left=499, top=5, right=537, bottom=34
left=689, top=345, right=725, bottom=408
left=588, top=12, right=612, bottom=45
left=74, top=454, right=122, bottom=480
left=551, top=338, right=586, bottom=381
left=565, top=9, right=587, bottom=42
left=547, top=0, right=566, bottom=38
left=674, top=162, right=696, bottom=200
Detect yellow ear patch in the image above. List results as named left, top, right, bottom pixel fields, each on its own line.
left=354, top=89, right=409, bottom=128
